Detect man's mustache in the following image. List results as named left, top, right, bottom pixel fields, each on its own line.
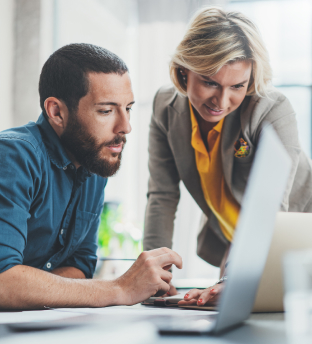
left=100, top=135, right=127, bottom=148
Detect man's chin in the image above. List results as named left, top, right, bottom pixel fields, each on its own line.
left=110, top=152, right=120, bottom=159
left=87, top=157, right=121, bottom=178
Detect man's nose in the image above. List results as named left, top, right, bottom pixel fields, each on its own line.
left=115, top=110, right=132, bottom=135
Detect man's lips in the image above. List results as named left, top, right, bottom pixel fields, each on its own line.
left=106, top=143, right=124, bottom=153
left=204, top=104, right=225, bottom=116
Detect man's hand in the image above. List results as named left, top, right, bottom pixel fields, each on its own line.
left=178, top=283, right=224, bottom=307
left=166, top=282, right=178, bottom=296
left=114, top=247, right=182, bottom=305
left=156, top=282, right=178, bottom=297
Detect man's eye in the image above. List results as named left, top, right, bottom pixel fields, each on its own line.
left=126, top=107, right=133, bottom=113
left=99, top=110, right=111, bottom=114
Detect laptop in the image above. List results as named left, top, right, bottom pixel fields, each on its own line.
left=178, top=212, right=312, bottom=314
left=157, top=125, right=292, bottom=334
left=253, top=211, right=312, bottom=312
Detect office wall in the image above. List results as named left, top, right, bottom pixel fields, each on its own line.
left=0, top=0, right=14, bottom=131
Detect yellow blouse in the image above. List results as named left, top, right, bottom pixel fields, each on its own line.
left=189, top=102, right=240, bottom=242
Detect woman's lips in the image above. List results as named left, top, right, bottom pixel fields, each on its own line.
left=107, top=143, right=123, bottom=153
left=204, top=104, right=225, bottom=116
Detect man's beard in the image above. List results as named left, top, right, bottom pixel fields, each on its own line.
left=60, top=113, right=126, bottom=178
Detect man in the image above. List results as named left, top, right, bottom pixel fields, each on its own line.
left=0, top=43, right=182, bottom=309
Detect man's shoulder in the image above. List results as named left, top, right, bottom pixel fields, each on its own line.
left=0, top=122, right=42, bottom=152
left=0, top=122, right=47, bottom=169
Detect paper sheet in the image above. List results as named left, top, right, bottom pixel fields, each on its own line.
left=1, top=320, right=158, bottom=344
left=0, top=309, right=83, bottom=324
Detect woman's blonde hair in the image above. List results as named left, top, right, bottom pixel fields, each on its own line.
left=170, top=7, right=272, bottom=97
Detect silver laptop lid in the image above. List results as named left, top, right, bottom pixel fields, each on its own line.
left=214, top=125, right=292, bottom=333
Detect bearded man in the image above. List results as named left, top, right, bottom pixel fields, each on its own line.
left=0, top=43, right=181, bottom=309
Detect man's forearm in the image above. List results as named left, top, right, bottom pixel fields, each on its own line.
left=52, top=266, right=86, bottom=279
left=0, top=248, right=183, bottom=310
left=0, top=265, right=120, bottom=310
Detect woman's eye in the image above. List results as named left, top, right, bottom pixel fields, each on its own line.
left=205, top=81, right=218, bottom=87
left=233, top=84, right=244, bottom=89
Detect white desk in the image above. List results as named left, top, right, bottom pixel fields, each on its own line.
left=0, top=306, right=287, bottom=344
left=159, top=313, right=286, bottom=344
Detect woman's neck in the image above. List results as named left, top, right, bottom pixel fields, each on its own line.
left=194, top=109, right=219, bottom=148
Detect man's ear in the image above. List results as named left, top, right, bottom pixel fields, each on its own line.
left=44, top=97, right=68, bottom=129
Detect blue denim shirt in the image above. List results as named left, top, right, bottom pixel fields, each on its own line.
left=0, top=114, right=107, bottom=278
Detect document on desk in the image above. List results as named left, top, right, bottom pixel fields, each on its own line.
left=2, top=319, right=158, bottom=344
left=0, top=309, right=84, bottom=324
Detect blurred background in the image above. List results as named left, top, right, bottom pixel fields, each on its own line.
left=1, top=0, right=311, bottom=284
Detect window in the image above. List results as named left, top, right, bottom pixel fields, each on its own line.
left=227, top=0, right=312, bottom=156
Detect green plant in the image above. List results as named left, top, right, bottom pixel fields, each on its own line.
left=97, top=202, right=143, bottom=258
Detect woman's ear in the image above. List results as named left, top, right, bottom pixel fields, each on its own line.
left=179, top=68, right=187, bottom=77
left=179, top=68, right=188, bottom=85
left=44, top=97, right=67, bottom=129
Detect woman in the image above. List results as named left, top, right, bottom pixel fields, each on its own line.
left=143, top=7, right=312, bottom=306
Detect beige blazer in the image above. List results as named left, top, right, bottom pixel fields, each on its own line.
left=143, top=85, right=312, bottom=267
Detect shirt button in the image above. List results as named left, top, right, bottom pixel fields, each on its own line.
left=60, top=229, right=64, bottom=235
left=69, top=164, right=74, bottom=170
left=46, top=262, right=52, bottom=269
left=63, top=166, right=67, bottom=170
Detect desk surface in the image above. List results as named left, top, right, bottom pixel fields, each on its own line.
left=159, top=313, right=286, bottom=344
left=0, top=305, right=287, bottom=344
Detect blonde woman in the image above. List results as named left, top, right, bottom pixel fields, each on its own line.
left=143, top=7, right=312, bottom=306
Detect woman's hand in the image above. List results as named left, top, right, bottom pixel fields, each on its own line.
left=178, top=283, right=225, bottom=306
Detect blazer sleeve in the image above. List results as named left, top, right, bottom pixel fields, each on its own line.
left=143, top=90, right=181, bottom=251
left=252, top=92, right=302, bottom=211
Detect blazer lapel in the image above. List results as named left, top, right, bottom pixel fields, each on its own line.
left=168, top=96, right=211, bottom=216
left=221, top=108, right=241, bottom=193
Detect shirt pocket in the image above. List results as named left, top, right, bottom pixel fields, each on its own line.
left=71, top=209, right=98, bottom=250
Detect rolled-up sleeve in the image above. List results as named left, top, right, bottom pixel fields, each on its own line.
left=0, top=137, right=41, bottom=273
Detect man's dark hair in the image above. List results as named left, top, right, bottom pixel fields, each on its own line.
left=39, top=43, right=128, bottom=116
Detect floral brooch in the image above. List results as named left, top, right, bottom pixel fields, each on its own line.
left=234, top=138, right=250, bottom=158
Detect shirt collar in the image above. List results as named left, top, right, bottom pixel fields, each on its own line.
left=212, top=117, right=224, bottom=133
left=36, top=113, right=72, bottom=169
left=189, top=101, right=208, bottom=156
